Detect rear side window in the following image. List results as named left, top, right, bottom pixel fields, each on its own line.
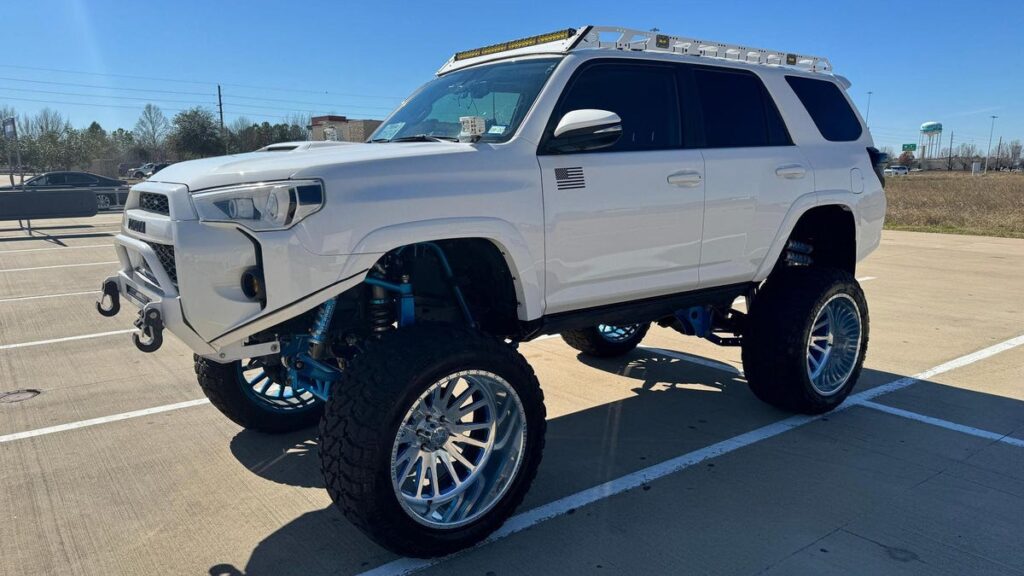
left=692, top=67, right=791, bottom=148
left=785, top=76, right=863, bottom=141
left=553, top=63, right=681, bottom=152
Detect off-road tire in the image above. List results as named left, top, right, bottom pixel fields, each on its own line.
left=319, top=324, right=546, bottom=558
left=561, top=322, right=651, bottom=357
left=194, top=355, right=323, bottom=433
left=742, top=268, right=868, bottom=414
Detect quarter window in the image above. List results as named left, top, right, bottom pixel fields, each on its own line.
left=552, top=63, right=681, bottom=152
left=785, top=76, right=863, bottom=142
left=692, top=67, right=791, bottom=148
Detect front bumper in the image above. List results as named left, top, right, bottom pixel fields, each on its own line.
left=97, top=184, right=375, bottom=362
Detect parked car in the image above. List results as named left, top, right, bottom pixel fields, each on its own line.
left=97, top=26, right=885, bottom=558
left=129, top=163, right=156, bottom=179
left=0, top=170, right=129, bottom=210
left=884, top=165, right=909, bottom=176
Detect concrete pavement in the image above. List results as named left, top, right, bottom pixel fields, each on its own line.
left=1, top=222, right=1022, bottom=576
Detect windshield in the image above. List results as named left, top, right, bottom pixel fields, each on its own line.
left=370, top=58, right=560, bottom=143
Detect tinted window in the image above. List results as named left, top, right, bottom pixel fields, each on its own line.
left=67, top=173, right=97, bottom=184
left=553, top=63, right=680, bottom=152
left=785, top=76, right=862, bottom=141
left=692, top=67, right=791, bottom=148
left=46, top=173, right=67, bottom=185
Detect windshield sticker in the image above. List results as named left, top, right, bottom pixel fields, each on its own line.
left=377, top=122, right=404, bottom=140
left=487, top=125, right=507, bottom=135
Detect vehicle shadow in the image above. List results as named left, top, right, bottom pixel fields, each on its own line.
left=211, top=346, right=1024, bottom=576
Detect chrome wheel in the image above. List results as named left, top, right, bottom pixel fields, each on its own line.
left=806, top=294, right=862, bottom=396
left=390, top=369, right=527, bottom=529
left=597, top=323, right=641, bottom=343
left=238, top=358, right=319, bottom=413
left=96, top=194, right=111, bottom=210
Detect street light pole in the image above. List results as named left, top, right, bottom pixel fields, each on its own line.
left=865, top=91, right=873, bottom=125
left=984, top=115, right=998, bottom=174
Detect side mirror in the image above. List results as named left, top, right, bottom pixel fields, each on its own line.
left=549, top=109, right=622, bottom=153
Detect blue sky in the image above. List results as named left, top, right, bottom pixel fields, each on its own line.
left=1, top=0, right=1020, bottom=152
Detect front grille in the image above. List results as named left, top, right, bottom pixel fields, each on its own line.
left=138, top=192, right=169, bottom=215
left=146, top=242, right=178, bottom=286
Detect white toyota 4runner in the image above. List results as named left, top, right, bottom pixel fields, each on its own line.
left=96, top=26, right=886, bottom=557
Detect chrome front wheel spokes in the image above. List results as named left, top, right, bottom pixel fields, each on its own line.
left=806, top=294, right=862, bottom=396
left=391, top=370, right=526, bottom=529
left=239, top=358, right=319, bottom=412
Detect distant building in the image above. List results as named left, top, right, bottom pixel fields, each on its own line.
left=309, top=115, right=382, bottom=143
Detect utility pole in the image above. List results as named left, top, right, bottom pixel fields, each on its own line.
left=217, top=84, right=227, bottom=155
left=865, top=91, right=873, bottom=125
left=947, top=131, right=954, bottom=171
left=994, top=136, right=1003, bottom=171
left=984, top=115, right=997, bottom=174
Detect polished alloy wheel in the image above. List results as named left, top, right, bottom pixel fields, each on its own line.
left=96, top=195, right=111, bottom=210
left=390, top=370, right=526, bottom=529
left=597, top=323, right=640, bottom=343
left=806, top=294, right=862, bottom=396
left=238, top=358, right=319, bottom=413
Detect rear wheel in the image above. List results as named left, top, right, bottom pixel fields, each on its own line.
left=194, top=355, right=323, bottom=433
left=561, top=322, right=651, bottom=357
left=319, top=325, right=545, bottom=557
left=741, top=268, right=868, bottom=414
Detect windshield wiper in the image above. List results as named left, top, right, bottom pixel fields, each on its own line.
left=389, top=134, right=459, bottom=143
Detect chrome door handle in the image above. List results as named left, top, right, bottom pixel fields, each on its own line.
left=776, top=164, right=807, bottom=179
left=667, top=170, right=703, bottom=187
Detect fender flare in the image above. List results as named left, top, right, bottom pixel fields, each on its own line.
left=340, top=217, right=544, bottom=321
left=753, top=191, right=858, bottom=282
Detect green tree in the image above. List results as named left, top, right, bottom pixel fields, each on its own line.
left=169, top=107, right=222, bottom=159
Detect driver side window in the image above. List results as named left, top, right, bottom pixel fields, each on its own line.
left=550, top=62, right=681, bottom=153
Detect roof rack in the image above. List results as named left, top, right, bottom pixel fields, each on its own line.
left=438, top=26, right=833, bottom=75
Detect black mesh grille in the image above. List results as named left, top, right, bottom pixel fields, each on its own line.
left=147, top=242, right=177, bottom=286
left=139, top=192, right=169, bottom=215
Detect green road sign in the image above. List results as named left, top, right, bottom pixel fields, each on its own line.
left=902, top=143, right=917, bottom=152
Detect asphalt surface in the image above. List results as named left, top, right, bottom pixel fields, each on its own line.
left=1, top=216, right=1022, bottom=576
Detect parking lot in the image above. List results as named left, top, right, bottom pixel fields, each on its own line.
left=1, top=215, right=1022, bottom=576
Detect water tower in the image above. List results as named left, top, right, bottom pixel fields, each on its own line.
left=919, top=121, right=943, bottom=159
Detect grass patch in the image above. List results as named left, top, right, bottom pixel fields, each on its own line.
left=884, top=172, right=1024, bottom=238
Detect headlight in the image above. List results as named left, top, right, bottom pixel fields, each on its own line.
left=192, top=180, right=324, bottom=231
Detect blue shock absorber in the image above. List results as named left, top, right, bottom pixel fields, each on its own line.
left=307, top=297, right=337, bottom=358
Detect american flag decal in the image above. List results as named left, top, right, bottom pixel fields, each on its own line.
left=554, top=166, right=585, bottom=190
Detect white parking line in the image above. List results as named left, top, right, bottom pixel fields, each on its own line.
left=858, top=276, right=877, bottom=282
left=357, top=333, right=1024, bottom=576
left=642, top=347, right=742, bottom=375
left=0, top=329, right=136, bottom=351
left=0, top=290, right=101, bottom=304
left=856, top=399, right=1024, bottom=448
left=0, top=261, right=118, bottom=273
left=0, top=399, right=211, bottom=444
left=0, top=243, right=114, bottom=254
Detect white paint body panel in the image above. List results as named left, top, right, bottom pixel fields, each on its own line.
left=109, top=48, right=884, bottom=358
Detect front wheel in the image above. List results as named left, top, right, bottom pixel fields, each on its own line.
left=741, top=268, right=869, bottom=414
left=561, top=322, right=651, bottom=357
left=95, top=194, right=112, bottom=210
left=194, top=355, right=323, bottom=433
left=319, top=325, right=546, bottom=557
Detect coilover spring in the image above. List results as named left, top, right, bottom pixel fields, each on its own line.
left=369, top=283, right=393, bottom=334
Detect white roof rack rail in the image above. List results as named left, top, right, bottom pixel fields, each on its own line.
left=438, top=25, right=833, bottom=75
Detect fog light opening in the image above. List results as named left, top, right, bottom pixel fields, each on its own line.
left=241, top=268, right=266, bottom=304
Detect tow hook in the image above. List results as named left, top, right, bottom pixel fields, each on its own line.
left=96, top=279, right=121, bottom=317
left=133, top=308, right=164, bottom=353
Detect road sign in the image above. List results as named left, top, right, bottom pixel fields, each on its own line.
left=2, top=118, right=16, bottom=140
left=902, top=143, right=917, bottom=152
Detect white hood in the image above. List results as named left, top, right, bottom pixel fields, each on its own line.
left=150, top=142, right=473, bottom=192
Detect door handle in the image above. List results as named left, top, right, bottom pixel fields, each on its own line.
left=667, top=170, right=703, bottom=187
left=776, top=164, right=807, bottom=179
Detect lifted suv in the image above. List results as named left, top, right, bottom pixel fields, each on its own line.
left=96, top=26, right=885, bottom=557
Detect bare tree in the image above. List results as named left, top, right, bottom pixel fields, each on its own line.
left=133, top=104, right=169, bottom=157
